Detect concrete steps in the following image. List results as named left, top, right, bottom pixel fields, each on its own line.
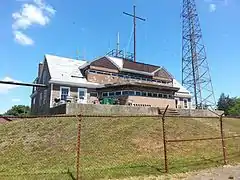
left=159, top=108, right=180, bottom=116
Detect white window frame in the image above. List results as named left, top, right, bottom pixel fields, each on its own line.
left=60, top=86, right=70, bottom=101
left=78, top=88, right=87, bottom=103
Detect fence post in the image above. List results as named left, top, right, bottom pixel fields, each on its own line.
left=219, top=114, right=227, bottom=165
left=76, top=114, right=82, bottom=180
left=162, top=105, right=169, bottom=173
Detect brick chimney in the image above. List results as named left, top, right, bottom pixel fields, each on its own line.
left=38, top=62, right=43, bottom=78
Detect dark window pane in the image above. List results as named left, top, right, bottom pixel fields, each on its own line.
left=136, top=91, right=141, bottom=96
left=79, top=91, right=85, bottom=97
left=153, top=93, right=157, bottom=97
left=109, top=92, right=114, bottom=96
left=61, top=88, right=69, bottom=100
left=90, top=92, right=98, bottom=97
left=103, top=92, right=108, bottom=97
left=148, top=92, right=153, bottom=97
left=122, top=91, right=129, bottom=95
left=115, top=91, right=121, bottom=96
left=142, top=92, right=147, bottom=96
left=129, top=91, right=134, bottom=96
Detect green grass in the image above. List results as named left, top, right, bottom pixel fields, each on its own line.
left=0, top=116, right=240, bottom=180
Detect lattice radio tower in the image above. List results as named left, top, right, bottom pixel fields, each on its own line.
left=182, top=0, right=216, bottom=109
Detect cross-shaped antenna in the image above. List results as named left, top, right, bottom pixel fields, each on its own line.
left=123, top=5, right=146, bottom=63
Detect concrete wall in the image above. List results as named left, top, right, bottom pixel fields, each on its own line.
left=177, top=109, right=224, bottom=117
left=66, top=104, right=159, bottom=115
left=49, top=103, right=223, bottom=117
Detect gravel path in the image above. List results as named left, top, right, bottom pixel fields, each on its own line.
left=187, top=165, right=240, bottom=180
left=111, top=164, right=240, bottom=180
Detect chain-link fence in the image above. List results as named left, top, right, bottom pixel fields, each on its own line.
left=1, top=109, right=240, bottom=180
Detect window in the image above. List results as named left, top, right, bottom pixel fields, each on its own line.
left=184, top=99, right=188, bottom=108
left=135, top=91, right=141, bottom=96
left=129, top=91, right=134, bottom=96
left=78, top=89, right=85, bottom=97
left=102, top=92, right=108, bottom=97
left=153, top=93, right=158, bottom=97
left=158, top=93, right=163, bottom=98
left=109, top=92, right=114, bottom=96
left=122, top=91, right=129, bottom=96
left=142, top=92, right=147, bottom=96
left=89, top=70, right=97, bottom=74
left=60, top=87, right=70, bottom=101
left=148, top=92, right=153, bottom=97
left=78, top=88, right=87, bottom=103
left=115, top=91, right=122, bottom=96
left=168, top=94, right=173, bottom=99
left=90, top=92, right=98, bottom=97
left=163, top=94, right=168, bottom=98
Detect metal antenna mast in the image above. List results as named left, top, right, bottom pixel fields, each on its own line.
left=124, top=5, right=146, bottom=62
left=182, top=0, right=216, bottom=109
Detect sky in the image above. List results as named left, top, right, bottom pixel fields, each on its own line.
left=0, top=0, right=239, bottom=113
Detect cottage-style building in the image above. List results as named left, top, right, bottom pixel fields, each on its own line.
left=30, top=54, right=192, bottom=115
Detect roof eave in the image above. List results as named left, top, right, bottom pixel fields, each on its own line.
left=49, top=79, right=104, bottom=88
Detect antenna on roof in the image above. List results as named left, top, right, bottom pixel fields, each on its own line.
left=76, top=49, right=80, bottom=60
left=116, top=32, right=120, bottom=56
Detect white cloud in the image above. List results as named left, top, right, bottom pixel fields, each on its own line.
left=12, top=98, right=21, bottom=102
left=12, top=0, right=56, bottom=45
left=209, top=3, right=217, bottom=12
left=14, top=31, right=34, bottom=45
left=0, top=77, right=20, bottom=94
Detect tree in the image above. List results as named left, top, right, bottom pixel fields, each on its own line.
left=229, top=98, right=240, bottom=116
left=217, top=93, right=236, bottom=115
left=4, top=105, right=30, bottom=116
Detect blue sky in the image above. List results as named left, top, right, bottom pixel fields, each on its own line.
left=0, top=0, right=239, bottom=113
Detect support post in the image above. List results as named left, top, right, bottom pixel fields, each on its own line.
left=220, top=114, right=227, bottom=165
left=133, top=5, right=136, bottom=62
left=76, top=114, right=82, bottom=180
left=162, top=105, right=169, bottom=173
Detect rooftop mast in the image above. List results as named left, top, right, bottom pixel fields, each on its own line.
left=123, top=5, right=146, bottom=62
